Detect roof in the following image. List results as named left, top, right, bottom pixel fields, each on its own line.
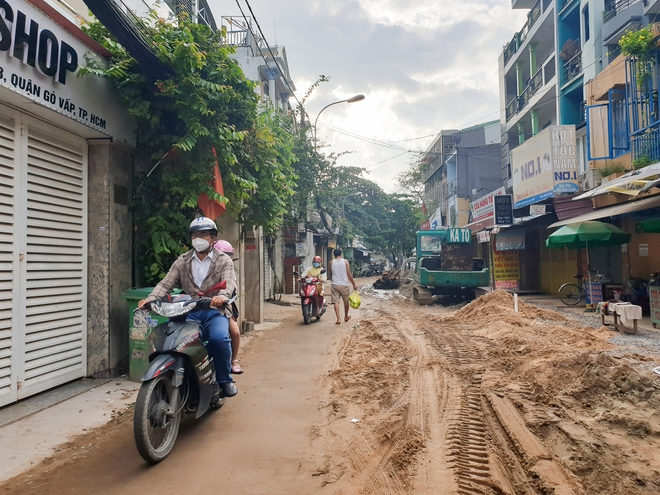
left=548, top=194, right=660, bottom=228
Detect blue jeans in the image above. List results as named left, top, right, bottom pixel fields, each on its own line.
left=187, top=310, right=232, bottom=384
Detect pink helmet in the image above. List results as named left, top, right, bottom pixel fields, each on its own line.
left=214, top=240, right=234, bottom=255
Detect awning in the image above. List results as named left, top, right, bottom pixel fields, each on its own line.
left=548, top=194, right=660, bottom=228
left=573, top=162, right=660, bottom=200
left=465, top=217, right=495, bottom=232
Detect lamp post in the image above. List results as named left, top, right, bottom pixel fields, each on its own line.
left=313, top=94, right=365, bottom=145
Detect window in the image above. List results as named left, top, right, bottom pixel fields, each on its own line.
left=586, top=89, right=630, bottom=160
left=582, top=5, right=590, bottom=42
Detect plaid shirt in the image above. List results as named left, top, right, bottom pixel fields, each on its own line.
left=146, top=250, right=236, bottom=318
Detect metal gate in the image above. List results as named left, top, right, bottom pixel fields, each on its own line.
left=0, top=105, right=87, bottom=407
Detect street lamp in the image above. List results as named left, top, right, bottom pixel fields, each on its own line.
left=313, top=94, right=365, bottom=144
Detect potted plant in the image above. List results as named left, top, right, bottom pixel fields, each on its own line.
left=619, top=27, right=656, bottom=89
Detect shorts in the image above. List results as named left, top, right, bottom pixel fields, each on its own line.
left=331, top=284, right=351, bottom=304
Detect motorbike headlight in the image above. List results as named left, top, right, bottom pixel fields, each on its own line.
left=305, top=277, right=314, bottom=284
left=151, top=300, right=197, bottom=317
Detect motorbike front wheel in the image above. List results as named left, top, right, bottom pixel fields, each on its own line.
left=302, top=304, right=312, bottom=325
left=134, top=374, right=181, bottom=463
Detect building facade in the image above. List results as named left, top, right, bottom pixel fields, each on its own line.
left=0, top=0, right=137, bottom=406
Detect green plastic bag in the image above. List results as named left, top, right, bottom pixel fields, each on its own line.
left=349, top=290, right=361, bottom=309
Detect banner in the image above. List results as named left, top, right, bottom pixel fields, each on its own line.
left=469, top=187, right=506, bottom=222
left=495, top=230, right=525, bottom=251
left=512, top=126, right=579, bottom=208
left=493, top=251, right=520, bottom=290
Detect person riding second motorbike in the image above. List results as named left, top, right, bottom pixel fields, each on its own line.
left=214, top=240, right=243, bottom=375
left=304, top=256, right=326, bottom=296
left=138, top=217, right=238, bottom=398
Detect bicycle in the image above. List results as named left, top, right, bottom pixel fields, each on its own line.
left=558, top=269, right=602, bottom=305
left=558, top=275, right=585, bottom=305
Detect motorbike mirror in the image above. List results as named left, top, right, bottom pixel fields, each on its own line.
left=320, top=269, right=326, bottom=274
left=293, top=271, right=299, bottom=277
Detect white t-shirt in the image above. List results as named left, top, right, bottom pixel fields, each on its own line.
left=330, top=258, right=350, bottom=286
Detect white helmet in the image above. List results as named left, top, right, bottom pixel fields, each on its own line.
left=189, top=217, right=218, bottom=236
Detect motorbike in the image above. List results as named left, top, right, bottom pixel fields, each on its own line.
left=294, top=270, right=327, bottom=324
left=133, top=294, right=232, bottom=463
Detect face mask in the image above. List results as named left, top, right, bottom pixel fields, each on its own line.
left=313, top=262, right=320, bottom=268
left=192, top=238, right=210, bottom=252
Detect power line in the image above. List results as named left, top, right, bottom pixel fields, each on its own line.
left=239, top=0, right=302, bottom=109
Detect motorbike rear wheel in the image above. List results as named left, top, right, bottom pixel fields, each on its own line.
left=134, top=374, right=181, bottom=463
left=302, top=304, right=312, bottom=325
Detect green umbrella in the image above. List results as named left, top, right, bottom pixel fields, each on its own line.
left=546, top=221, right=631, bottom=250
left=638, top=218, right=660, bottom=233
left=546, top=222, right=631, bottom=303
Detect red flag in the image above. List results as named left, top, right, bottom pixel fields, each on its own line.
left=197, top=146, right=226, bottom=219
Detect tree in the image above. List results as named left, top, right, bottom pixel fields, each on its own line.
left=81, top=17, right=296, bottom=282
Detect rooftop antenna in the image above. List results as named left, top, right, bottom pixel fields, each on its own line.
left=274, top=21, right=277, bottom=45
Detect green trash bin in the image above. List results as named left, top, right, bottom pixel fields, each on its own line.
left=121, top=288, right=181, bottom=382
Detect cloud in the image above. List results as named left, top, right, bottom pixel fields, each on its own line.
left=214, top=0, right=526, bottom=192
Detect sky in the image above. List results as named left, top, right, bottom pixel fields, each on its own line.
left=211, top=0, right=528, bottom=193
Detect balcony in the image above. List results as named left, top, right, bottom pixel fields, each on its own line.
left=578, top=100, right=587, bottom=127
left=632, top=127, right=660, bottom=163
left=503, top=0, right=543, bottom=66
left=520, top=68, right=544, bottom=108
left=604, top=0, right=642, bottom=22
left=506, top=97, right=521, bottom=120
left=558, top=0, right=578, bottom=12
left=563, top=47, right=583, bottom=84
left=448, top=179, right=458, bottom=198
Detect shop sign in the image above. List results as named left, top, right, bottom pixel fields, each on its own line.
left=494, top=195, right=513, bottom=226
left=639, top=244, right=649, bottom=256
left=447, top=228, right=471, bottom=244
left=529, top=204, right=546, bottom=215
left=469, top=187, right=506, bottom=222
left=295, top=243, right=305, bottom=256
left=493, top=251, right=519, bottom=290
left=0, top=0, right=133, bottom=142
left=495, top=230, right=525, bottom=251
left=512, top=126, right=579, bottom=209
left=650, top=286, right=660, bottom=322
left=477, top=231, right=490, bottom=243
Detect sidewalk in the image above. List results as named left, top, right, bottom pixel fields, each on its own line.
left=0, top=378, right=139, bottom=483
left=521, top=294, right=658, bottom=333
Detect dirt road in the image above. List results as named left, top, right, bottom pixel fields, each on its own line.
left=3, top=285, right=660, bottom=494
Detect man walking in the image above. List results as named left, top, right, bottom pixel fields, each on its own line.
left=328, top=248, right=358, bottom=325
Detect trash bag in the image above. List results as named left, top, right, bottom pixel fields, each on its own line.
left=349, top=290, right=361, bottom=309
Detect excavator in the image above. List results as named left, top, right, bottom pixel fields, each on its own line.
left=413, top=228, right=490, bottom=304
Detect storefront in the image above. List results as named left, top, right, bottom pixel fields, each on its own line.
left=0, top=0, right=134, bottom=406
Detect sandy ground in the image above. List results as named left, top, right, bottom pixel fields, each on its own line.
left=2, top=282, right=660, bottom=494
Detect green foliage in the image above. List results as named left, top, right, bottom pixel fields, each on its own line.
left=598, top=163, right=626, bottom=178
left=619, top=28, right=656, bottom=87
left=619, top=28, right=655, bottom=58
left=81, top=17, right=296, bottom=283
left=632, top=156, right=653, bottom=169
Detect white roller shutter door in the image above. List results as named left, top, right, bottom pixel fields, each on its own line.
left=0, top=104, right=87, bottom=405
left=0, top=110, right=18, bottom=407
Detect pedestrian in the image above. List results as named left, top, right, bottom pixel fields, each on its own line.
left=328, top=248, right=358, bottom=325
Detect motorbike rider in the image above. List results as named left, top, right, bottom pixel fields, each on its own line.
left=214, top=240, right=243, bottom=375
left=138, top=217, right=238, bottom=398
left=303, top=256, right=326, bottom=296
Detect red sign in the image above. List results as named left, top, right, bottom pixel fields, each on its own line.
left=421, top=220, right=431, bottom=230
left=246, top=245, right=256, bottom=251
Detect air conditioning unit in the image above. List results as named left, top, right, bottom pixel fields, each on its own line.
left=580, top=169, right=601, bottom=191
